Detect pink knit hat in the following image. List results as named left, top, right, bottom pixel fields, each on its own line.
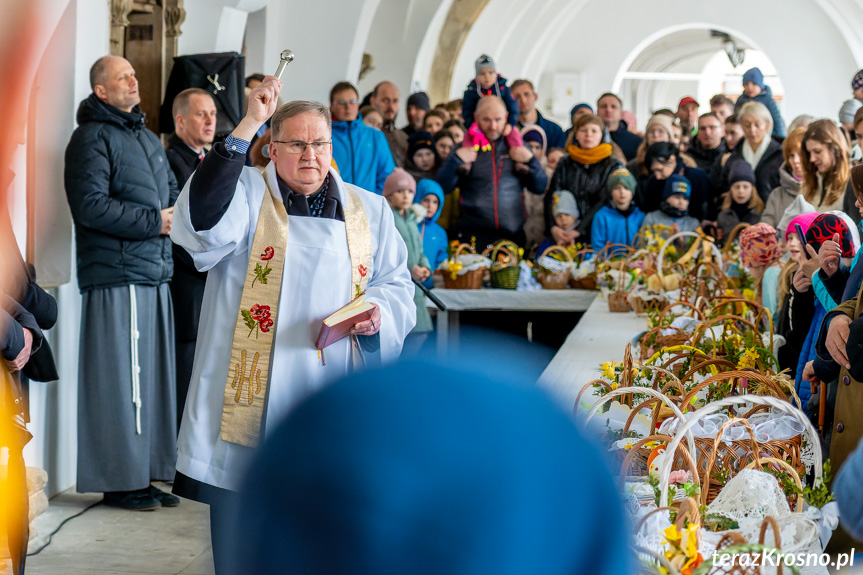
left=783, top=212, right=819, bottom=241
left=383, top=168, right=416, bottom=198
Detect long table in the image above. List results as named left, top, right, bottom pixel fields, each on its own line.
left=426, top=289, right=597, bottom=353
left=538, top=293, right=647, bottom=411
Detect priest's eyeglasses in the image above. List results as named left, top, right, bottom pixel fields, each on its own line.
left=271, top=140, right=332, bottom=154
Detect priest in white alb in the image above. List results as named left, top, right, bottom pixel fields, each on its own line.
left=169, top=75, right=415, bottom=572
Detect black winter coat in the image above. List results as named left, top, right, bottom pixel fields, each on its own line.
left=437, top=137, right=547, bottom=236
left=165, top=135, right=207, bottom=341
left=716, top=139, right=783, bottom=203
left=64, top=94, right=179, bottom=292
left=637, top=161, right=714, bottom=221
left=546, top=154, right=622, bottom=238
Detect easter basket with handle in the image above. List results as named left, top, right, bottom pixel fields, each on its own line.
left=570, top=247, right=599, bottom=289
left=438, top=242, right=487, bottom=289
left=488, top=240, right=521, bottom=289
left=657, top=395, right=823, bottom=511
left=535, top=245, right=572, bottom=290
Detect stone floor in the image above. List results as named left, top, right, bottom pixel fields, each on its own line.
left=16, top=483, right=863, bottom=575
left=24, top=483, right=214, bottom=575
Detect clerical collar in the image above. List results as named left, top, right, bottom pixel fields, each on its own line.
left=275, top=174, right=342, bottom=220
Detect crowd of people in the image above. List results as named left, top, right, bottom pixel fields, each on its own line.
left=6, top=44, right=863, bottom=572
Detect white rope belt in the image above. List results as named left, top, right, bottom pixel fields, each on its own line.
left=129, top=285, right=142, bottom=435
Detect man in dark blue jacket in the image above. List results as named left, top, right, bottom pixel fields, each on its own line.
left=437, top=96, right=547, bottom=248
left=64, top=56, right=179, bottom=512
left=597, top=92, right=642, bottom=161
left=330, top=81, right=395, bottom=194
left=512, top=79, right=567, bottom=149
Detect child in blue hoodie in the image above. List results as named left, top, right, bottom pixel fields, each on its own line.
left=591, top=168, right=644, bottom=251
left=734, top=67, right=786, bottom=138
left=415, top=179, right=449, bottom=289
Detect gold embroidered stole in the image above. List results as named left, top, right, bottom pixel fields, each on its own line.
left=220, top=167, right=372, bottom=447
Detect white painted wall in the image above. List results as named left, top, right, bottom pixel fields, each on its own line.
left=357, top=0, right=445, bottom=112
left=252, top=0, right=381, bottom=103
left=178, top=0, right=248, bottom=56
left=243, top=7, right=267, bottom=76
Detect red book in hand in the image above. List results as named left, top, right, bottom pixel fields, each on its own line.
left=315, top=295, right=375, bottom=350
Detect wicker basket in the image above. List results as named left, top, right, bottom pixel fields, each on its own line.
left=570, top=275, right=597, bottom=290
left=657, top=394, right=824, bottom=510
left=608, top=290, right=631, bottom=312
left=489, top=240, right=521, bottom=290
left=439, top=243, right=486, bottom=289
left=630, top=292, right=667, bottom=315
left=536, top=245, right=572, bottom=289
left=606, top=259, right=632, bottom=312
left=569, top=248, right=599, bottom=289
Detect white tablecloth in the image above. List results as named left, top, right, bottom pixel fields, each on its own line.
left=538, top=293, right=647, bottom=410
left=426, top=289, right=596, bottom=311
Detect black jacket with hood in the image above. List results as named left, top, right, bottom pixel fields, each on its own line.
left=64, top=94, right=178, bottom=292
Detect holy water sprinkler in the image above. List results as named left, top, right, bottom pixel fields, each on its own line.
left=274, top=50, right=295, bottom=80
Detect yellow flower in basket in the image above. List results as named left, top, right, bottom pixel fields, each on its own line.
left=737, top=348, right=760, bottom=370
left=448, top=260, right=463, bottom=281
left=600, top=361, right=617, bottom=380
left=662, top=524, right=703, bottom=575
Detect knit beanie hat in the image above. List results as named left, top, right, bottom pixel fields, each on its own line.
left=475, top=54, right=495, bottom=75
left=663, top=174, right=691, bottom=200
left=522, top=129, right=544, bottom=146
left=739, top=223, right=779, bottom=268
left=827, top=210, right=862, bottom=254
left=607, top=168, right=636, bottom=193
left=728, top=160, right=756, bottom=187
left=839, top=99, right=862, bottom=125
left=783, top=212, right=819, bottom=241
left=383, top=168, right=416, bottom=198
left=853, top=69, right=863, bottom=92
left=570, top=103, right=593, bottom=117
left=552, top=191, right=579, bottom=219
left=742, top=67, right=764, bottom=89
left=805, top=213, right=857, bottom=257
left=645, top=114, right=674, bottom=141
left=407, top=131, right=436, bottom=162
left=407, top=92, right=430, bottom=112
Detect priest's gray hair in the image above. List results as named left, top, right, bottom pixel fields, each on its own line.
left=271, top=101, right=332, bottom=140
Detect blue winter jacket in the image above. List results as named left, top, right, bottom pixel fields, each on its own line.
left=734, top=85, right=787, bottom=138
left=415, top=180, right=449, bottom=289
left=591, top=205, right=645, bottom=250
left=531, top=111, right=567, bottom=149
left=462, top=75, right=519, bottom=128
left=796, top=300, right=825, bottom=407
left=331, top=115, right=395, bottom=194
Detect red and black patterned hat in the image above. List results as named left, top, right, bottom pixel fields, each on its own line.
left=805, top=213, right=857, bottom=257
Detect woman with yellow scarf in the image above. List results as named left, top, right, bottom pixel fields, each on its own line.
left=544, top=114, right=623, bottom=246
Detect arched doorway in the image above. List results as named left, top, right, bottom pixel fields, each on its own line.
left=613, top=25, right=783, bottom=131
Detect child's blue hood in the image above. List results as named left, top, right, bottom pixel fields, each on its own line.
left=414, top=179, right=445, bottom=224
